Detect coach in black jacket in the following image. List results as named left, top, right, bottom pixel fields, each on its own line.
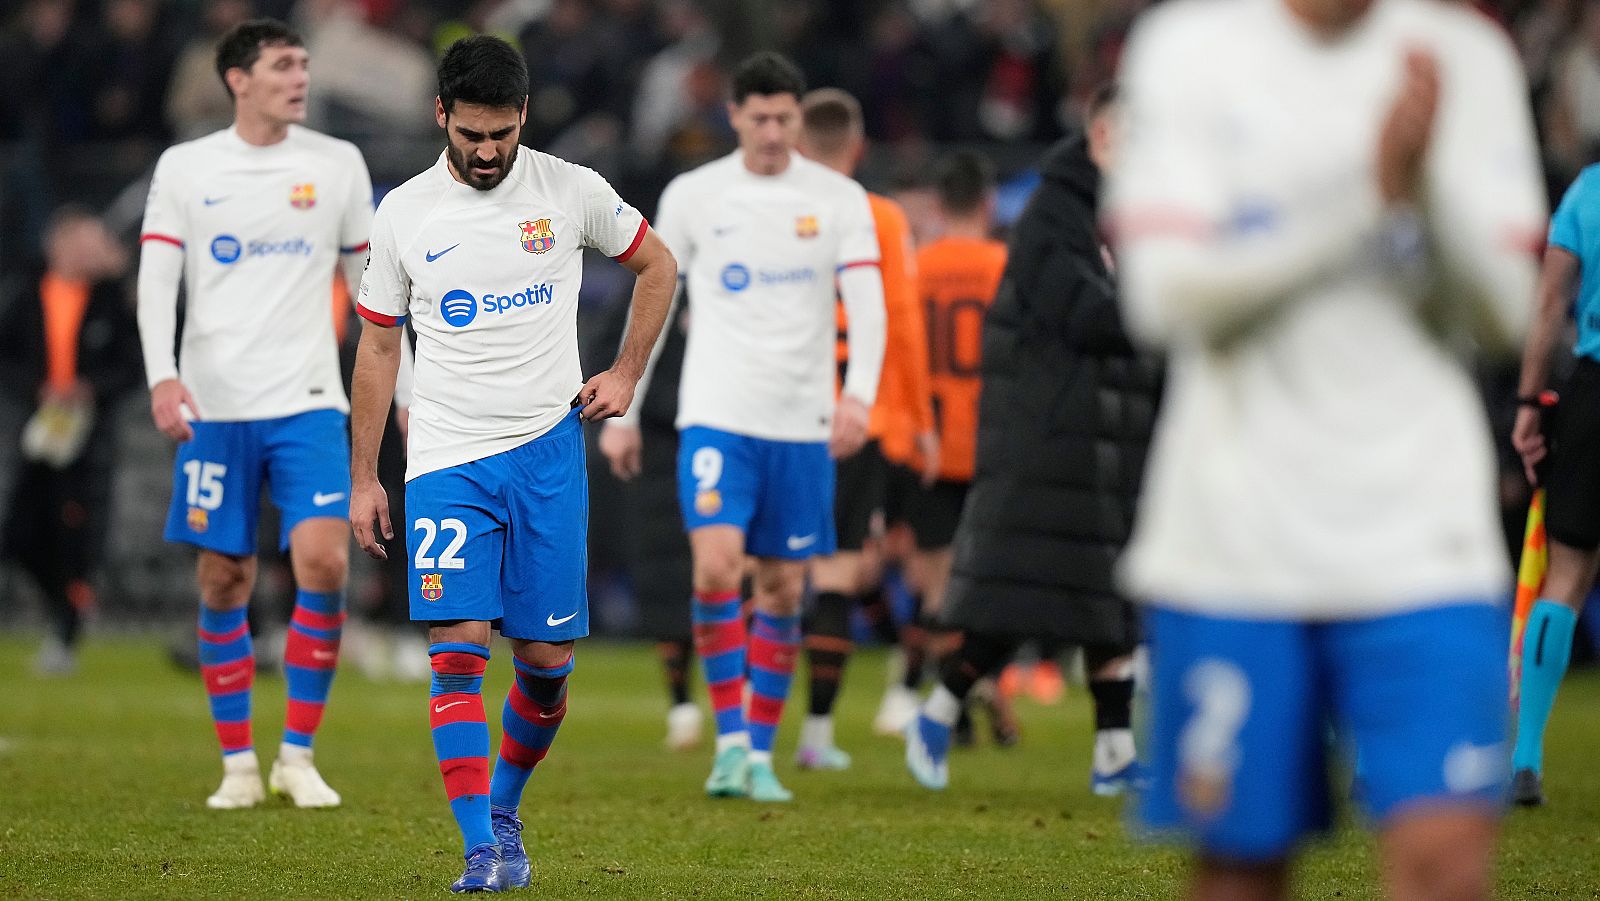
left=907, top=87, right=1162, bottom=794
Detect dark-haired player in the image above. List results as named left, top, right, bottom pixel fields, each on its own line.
left=601, top=52, right=886, bottom=803
left=137, top=17, right=373, bottom=811
left=349, top=35, right=676, bottom=892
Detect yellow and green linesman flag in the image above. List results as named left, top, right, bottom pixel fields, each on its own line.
left=1510, top=488, right=1548, bottom=710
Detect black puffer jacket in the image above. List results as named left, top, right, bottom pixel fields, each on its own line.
left=942, top=134, right=1161, bottom=648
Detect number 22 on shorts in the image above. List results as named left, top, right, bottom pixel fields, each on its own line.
left=414, top=517, right=468, bottom=569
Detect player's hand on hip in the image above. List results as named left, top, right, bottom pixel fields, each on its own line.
left=831, top=395, right=871, bottom=460
left=149, top=378, right=200, bottom=442
left=599, top=422, right=643, bottom=481
left=577, top=370, right=635, bottom=423
left=350, top=476, right=393, bottom=561
left=1512, top=405, right=1547, bottom=486
left=1376, top=47, right=1440, bottom=206
left=915, top=430, right=942, bottom=488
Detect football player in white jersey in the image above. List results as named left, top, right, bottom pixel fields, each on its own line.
left=136, top=19, right=373, bottom=812
left=347, top=36, right=676, bottom=893
left=601, top=52, right=887, bottom=803
left=1108, top=0, right=1546, bottom=898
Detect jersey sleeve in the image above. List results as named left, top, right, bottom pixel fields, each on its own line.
left=1106, top=9, right=1386, bottom=345
left=575, top=165, right=648, bottom=261
left=1548, top=169, right=1590, bottom=256
left=835, top=184, right=881, bottom=270
left=356, top=203, right=410, bottom=327
left=339, top=145, right=375, bottom=255
left=139, top=148, right=188, bottom=249
left=1423, top=20, right=1547, bottom=351
left=652, top=174, right=695, bottom=271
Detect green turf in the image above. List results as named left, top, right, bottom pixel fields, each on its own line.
left=0, top=638, right=1597, bottom=899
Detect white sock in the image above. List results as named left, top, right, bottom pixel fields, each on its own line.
left=222, top=749, right=259, bottom=773
left=924, top=685, right=961, bottom=728
left=1093, top=728, right=1136, bottom=775
left=715, top=730, right=750, bottom=754
left=800, top=715, right=834, bottom=750
left=748, top=749, right=773, bottom=766
left=278, top=742, right=314, bottom=766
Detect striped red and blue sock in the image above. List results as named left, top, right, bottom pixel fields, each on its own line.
left=748, top=610, right=801, bottom=760
left=429, top=642, right=493, bottom=853
left=283, top=590, right=344, bottom=749
left=198, top=606, right=253, bottom=758
left=490, top=654, right=572, bottom=810
left=692, top=591, right=747, bottom=744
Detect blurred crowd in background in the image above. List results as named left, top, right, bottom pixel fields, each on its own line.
left=8, top=0, right=1600, bottom=668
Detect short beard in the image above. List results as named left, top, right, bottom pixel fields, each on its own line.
left=447, top=141, right=517, bottom=191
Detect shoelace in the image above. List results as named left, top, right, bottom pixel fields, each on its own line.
left=492, top=812, right=523, bottom=842
left=466, top=845, right=499, bottom=868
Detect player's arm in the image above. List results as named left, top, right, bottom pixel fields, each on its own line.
left=1512, top=246, right=1580, bottom=485
left=336, top=146, right=376, bottom=299
left=1106, top=19, right=1427, bottom=347
left=835, top=187, right=887, bottom=459
left=579, top=227, right=677, bottom=422
left=601, top=175, right=693, bottom=480
left=349, top=211, right=410, bottom=560
left=1421, top=28, right=1547, bottom=355
left=136, top=151, right=200, bottom=441
left=884, top=217, right=937, bottom=481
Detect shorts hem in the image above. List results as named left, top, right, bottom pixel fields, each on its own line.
left=164, top=530, right=255, bottom=557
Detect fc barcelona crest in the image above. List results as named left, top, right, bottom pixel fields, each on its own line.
left=420, top=573, right=444, bottom=601
left=795, top=215, right=819, bottom=239
left=520, top=218, right=556, bottom=254
left=187, top=507, right=209, bottom=533
left=290, top=183, right=317, bottom=210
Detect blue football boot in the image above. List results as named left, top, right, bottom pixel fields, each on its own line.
left=491, top=806, right=531, bottom=889
left=450, top=843, right=506, bottom=894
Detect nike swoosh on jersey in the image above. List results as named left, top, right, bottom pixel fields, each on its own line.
left=425, top=243, right=460, bottom=263
left=203, top=196, right=228, bottom=205
left=547, top=611, right=579, bottom=627
left=313, top=492, right=346, bottom=507
left=786, top=534, right=819, bottom=551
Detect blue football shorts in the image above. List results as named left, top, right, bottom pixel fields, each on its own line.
left=164, top=409, right=350, bottom=555
left=1140, top=600, right=1511, bottom=861
left=677, top=425, right=836, bottom=559
left=405, top=409, right=588, bottom=641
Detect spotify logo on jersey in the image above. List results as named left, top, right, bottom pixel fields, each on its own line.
left=439, top=289, right=478, bottom=327
left=437, top=284, right=557, bottom=328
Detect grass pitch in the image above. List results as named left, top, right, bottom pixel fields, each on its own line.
left=1, top=637, right=1597, bottom=899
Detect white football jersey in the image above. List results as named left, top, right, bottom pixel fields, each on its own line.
left=653, top=151, right=882, bottom=442
left=359, top=150, right=647, bottom=480
left=1107, top=0, right=1546, bottom=619
left=139, top=125, right=373, bottom=420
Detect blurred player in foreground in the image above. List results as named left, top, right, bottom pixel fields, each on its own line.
left=1109, top=0, right=1545, bottom=898
left=136, top=18, right=373, bottom=810
left=1507, top=147, right=1600, bottom=807
left=794, top=86, right=934, bottom=771
left=602, top=52, right=886, bottom=803
left=349, top=37, right=675, bottom=892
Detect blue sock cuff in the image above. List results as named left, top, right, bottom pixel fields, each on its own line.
left=200, top=607, right=247, bottom=633
left=294, top=589, right=344, bottom=614
left=513, top=655, right=574, bottom=679
left=429, top=642, right=491, bottom=659
left=752, top=610, right=800, bottom=639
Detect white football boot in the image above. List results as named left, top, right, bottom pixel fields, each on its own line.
left=268, top=743, right=342, bottom=808
left=206, top=750, right=266, bottom=809
left=665, top=702, right=704, bottom=751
